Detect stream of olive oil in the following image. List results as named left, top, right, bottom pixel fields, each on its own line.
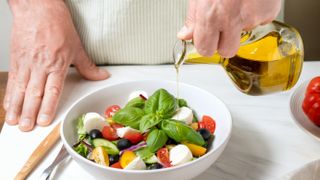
left=180, top=32, right=303, bottom=95
left=175, top=64, right=180, bottom=99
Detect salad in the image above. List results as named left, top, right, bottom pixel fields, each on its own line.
left=73, top=89, right=216, bottom=170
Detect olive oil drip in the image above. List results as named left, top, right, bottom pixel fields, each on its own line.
left=175, top=65, right=180, bottom=99
left=174, top=40, right=187, bottom=99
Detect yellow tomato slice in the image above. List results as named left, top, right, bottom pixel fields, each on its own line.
left=90, top=147, right=109, bottom=166
left=182, top=142, right=207, bottom=157
left=120, top=151, right=136, bottom=168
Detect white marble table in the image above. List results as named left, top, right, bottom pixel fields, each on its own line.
left=1, top=62, right=320, bottom=180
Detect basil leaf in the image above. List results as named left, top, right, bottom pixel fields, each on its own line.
left=113, top=107, right=144, bottom=129
left=139, top=114, right=162, bottom=132
left=161, top=119, right=205, bottom=146
left=144, top=89, right=177, bottom=118
left=146, top=129, right=168, bottom=152
left=192, top=115, right=198, bottom=123
left=125, top=97, right=145, bottom=109
left=135, top=147, right=154, bottom=160
left=178, top=98, right=188, bottom=107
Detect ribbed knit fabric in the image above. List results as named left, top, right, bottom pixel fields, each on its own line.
left=65, top=0, right=188, bottom=65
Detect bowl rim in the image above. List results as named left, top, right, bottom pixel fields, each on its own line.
left=60, top=79, right=233, bottom=174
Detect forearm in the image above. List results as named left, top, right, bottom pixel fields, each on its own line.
left=8, top=0, right=75, bottom=35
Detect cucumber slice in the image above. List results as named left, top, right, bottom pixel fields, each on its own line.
left=144, top=155, right=159, bottom=164
left=92, top=138, right=119, bottom=155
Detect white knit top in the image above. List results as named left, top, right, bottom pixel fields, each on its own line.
left=65, top=0, right=188, bottom=65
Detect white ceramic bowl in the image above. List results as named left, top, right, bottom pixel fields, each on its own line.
left=61, top=80, right=232, bottom=180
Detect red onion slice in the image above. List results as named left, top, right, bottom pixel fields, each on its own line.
left=139, top=94, right=147, bottom=100
left=119, top=141, right=147, bottom=155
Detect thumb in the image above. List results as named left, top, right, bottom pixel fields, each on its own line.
left=74, top=52, right=110, bottom=81
left=177, top=0, right=196, bottom=40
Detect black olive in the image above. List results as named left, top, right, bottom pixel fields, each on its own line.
left=89, top=129, right=103, bottom=139
left=109, top=154, right=120, bottom=165
left=205, top=134, right=215, bottom=149
left=198, top=128, right=211, bottom=141
left=166, top=138, right=177, bottom=145
left=147, top=163, right=163, bottom=170
left=117, top=139, right=132, bottom=150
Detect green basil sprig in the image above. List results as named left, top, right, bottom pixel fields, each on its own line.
left=114, top=89, right=177, bottom=131
left=112, top=107, right=145, bottom=129
left=144, top=89, right=177, bottom=119
left=113, top=88, right=205, bottom=152
left=146, top=129, right=168, bottom=152
left=125, top=97, right=145, bottom=109
left=161, top=119, right=205, bottom=146
left=139, top=114, right=162, bottom=132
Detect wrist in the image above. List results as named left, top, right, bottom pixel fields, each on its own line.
left=8, top=0, right=63, bottom=17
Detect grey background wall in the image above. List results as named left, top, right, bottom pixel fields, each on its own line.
left=285, top=0, right=320, bottom=60
left=0, top=0, right=12, bottom=71
left=0, top=0, right=316, bottom=71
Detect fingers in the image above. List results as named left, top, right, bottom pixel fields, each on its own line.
left=37, top=70, right=66, bottom=126
left=5, top=67, right=67, bottom=130
left=194, top=22, right=220, bottom=57
left=3, top=55, right=19, bottom=111
left=5, top=68, right=30, bottom=126
left=74, top=51, right=110, bottom=81
left=177, top=0, right=197, bottom=40
left=19, top=71, right=47, bottom=131
left=3, top=71, right=15, bottom=111
left=193, top=1, right=220, bottom=57
left=218, top=26, right=242, bottom=58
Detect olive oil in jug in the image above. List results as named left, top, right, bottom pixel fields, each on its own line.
left=174, top=21, right=304, bottom=95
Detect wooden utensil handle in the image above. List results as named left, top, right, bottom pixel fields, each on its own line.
left=15, top=122, right=61, bottom=180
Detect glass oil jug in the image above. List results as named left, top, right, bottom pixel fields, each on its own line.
left=173, top=21, right=304, bottom=95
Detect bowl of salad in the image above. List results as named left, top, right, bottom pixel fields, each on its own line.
left=61, top=80, right=232, bottom=180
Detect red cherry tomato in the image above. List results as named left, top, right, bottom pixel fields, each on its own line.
left=199, top=115, right=216, bottom=134
left=157, top=148, right=171, bottom=168
left=110, top=162, right=122, bottom=169
left=105, top=105, right=121, bottom=118
left=123, top=131, right=143, bottom=144
left=102, top=126, right=119, bottom=141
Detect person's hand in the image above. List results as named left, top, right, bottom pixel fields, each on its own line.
left=177, top=0, right=281, bottom=58
left=4, top=0, right=110, bottom=131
